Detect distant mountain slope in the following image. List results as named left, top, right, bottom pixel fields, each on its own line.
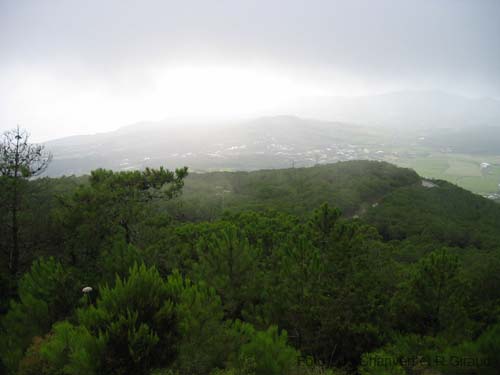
left=41, top=91, right=500, bottom=176
left=421, top=125, right=500, bottom=154
left=44, top=116, right=391, bottom=176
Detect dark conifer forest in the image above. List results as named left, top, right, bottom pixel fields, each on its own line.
left=1, top=129, right=499, bottom=375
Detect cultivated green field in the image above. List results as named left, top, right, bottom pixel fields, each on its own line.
left=394, top=151, right=500, bottom=195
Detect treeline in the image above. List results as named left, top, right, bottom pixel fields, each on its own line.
left=0, top=138, right=499, bottom=374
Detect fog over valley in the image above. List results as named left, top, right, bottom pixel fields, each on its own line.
left=44, top=90, right=500, bottom=197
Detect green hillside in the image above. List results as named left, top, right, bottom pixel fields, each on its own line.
left=165, top=160, right=420, bottom=220
left=366, top=179, right=500, bottom=249
left=166, top=160, right=500, bottom=248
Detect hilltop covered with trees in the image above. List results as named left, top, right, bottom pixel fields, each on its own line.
left=0, top=130, right=499, bottom=375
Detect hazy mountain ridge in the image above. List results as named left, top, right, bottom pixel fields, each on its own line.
left=288, top=90, right=500, bottom=128
left=42, top=92, right=500, bottom=187
left=45, top=115, right=390, bottom=176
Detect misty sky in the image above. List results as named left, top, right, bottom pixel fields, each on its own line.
left=1, top=0, right=499, bottom=141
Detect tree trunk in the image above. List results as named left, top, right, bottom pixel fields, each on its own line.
left=10, top=192, right=19, bottom=277
left=120, top=220, right=132, bottom=244
left=9, top=131, right=21, bottom=277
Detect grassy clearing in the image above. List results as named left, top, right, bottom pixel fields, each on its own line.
left=445, top=159, right=482, bottom=177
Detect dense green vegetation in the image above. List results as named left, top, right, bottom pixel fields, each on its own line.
left=164, top=161, right=420, bottom=220
left=1, top=159, right=499, bottom=375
